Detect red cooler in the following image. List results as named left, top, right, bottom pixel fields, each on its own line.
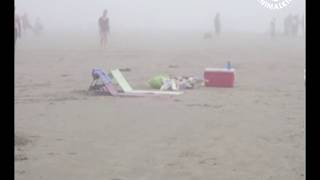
left=204, top=68, right=235, bottom=87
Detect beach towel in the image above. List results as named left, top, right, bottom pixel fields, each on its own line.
left=149, top=75, right=169, bottom=89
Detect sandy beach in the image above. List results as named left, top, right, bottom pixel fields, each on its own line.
left=15, top=31, right=305, bottom=180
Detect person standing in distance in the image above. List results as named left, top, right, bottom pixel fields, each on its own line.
left=214, top=13, right=221, bottom=36
left=15, top=7, right=22, bottom=46
left=270, top=17, right=276, bottom=38
left=98, top=9, right=110, bottom=48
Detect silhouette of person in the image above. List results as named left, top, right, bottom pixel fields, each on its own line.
left=22, top=13, right=32, bottom=32
left=98, top=9, right=110, bottom=48
left=33, top=18, right=43, bottom=36
left=270, top=18, right=276, bottom=38
left=214, top=13, right=221, bottom=36
left=292, top=14, right=299, bottom=37
left=300, top=15, right=304, bottom=35
left=15, top=8, right=21, bottom=46
left=284, top=14, right=293, bottom=36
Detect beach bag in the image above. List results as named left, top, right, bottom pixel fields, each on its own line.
left=148, top=75, right=169, bottom=89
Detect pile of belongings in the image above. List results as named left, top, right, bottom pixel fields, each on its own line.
left=88, top=68, right=184, bottom=96
left=88, top=69, right=112, bottom=94
left=148, top=75, right=203, bottom=91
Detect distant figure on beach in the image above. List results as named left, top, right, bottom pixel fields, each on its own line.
left=214, top=13, right=221, bottom=36
left=15, top=9, right=22, bottom=46
left=292, top=14, right=300, bottom=37
left=98, top=9, right=110, bottom=48
left=22, top=13, right=32, bottom=33
left=284, top=14, right=292, bottom=36
left=270, top=18, right=276, bottom=38
left=300, top=15, right=304, bottom=35
left=33, top=18, right=43, bottom=36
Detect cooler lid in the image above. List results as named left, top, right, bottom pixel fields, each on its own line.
left=205, top=68, right=235, bottom=72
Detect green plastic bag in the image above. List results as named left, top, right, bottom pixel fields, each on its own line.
left=148, top=75, right=169, bottom=89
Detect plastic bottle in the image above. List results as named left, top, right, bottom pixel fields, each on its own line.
left=225, top=61, right=232, bottom=70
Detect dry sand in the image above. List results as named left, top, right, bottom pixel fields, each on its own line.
left=15, top=31, right=305, bottom=180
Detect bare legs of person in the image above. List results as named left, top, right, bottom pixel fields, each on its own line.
left=100, top=32, right=107, bottom=48
left=15, top=28, right=17, bottom=46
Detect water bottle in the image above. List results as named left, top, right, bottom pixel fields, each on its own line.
left=225, top=61, right=231, bottom=70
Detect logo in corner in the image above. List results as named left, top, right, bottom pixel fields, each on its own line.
left=257, top=0, right=293, bottom=10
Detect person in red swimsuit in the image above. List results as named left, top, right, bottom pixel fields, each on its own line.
left=98, top=9, right=110, bottom=48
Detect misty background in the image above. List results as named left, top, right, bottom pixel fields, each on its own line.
left=15, top=0, right=305, bottom=35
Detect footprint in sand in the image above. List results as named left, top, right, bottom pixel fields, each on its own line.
left=37, top=113, right=45, bottom=117
left=186, top=104, right=211, bottom=108
left=119, top=68, right=131, bottom=72
left=199, top=157, right=218, bottom=166
left=168, top=65, right=179, bottom=68
left=47, top=152, right=58, bottom=156
left=15, top=170, right=26, bottom=174
left=174, top=99, right=182, bottom=102
left=15, top=154, right=28, bottom=161
left=15, top=135, right=31, bottom=147
left=61, top=74, right=70, bottom=77
left=212, top=105, right=223, bottom=109
left=167, top=162, right=177, bottom=167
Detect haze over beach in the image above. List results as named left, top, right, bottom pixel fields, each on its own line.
left=15, top=0, right=305, bottom=33
left=15, top=0, right=305, bottom=179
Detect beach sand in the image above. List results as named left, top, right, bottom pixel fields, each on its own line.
left=15, top=31, right=305, bottom=180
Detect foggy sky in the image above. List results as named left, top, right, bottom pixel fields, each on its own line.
left=15, top=0, right=305, bottom=33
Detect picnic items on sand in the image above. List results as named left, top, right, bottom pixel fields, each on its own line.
left=89, top=68, right=143, bottom=97
left=111, top=69, right=183, bottom=95
left=204, top=68, right=235, bottom=87
left=148, top=75, right=170, bottom=89
left=160, top=76, right=203, bottom=90
left=89, top=65, right=236, bottom=97
left=225, top=61, right=232, bottom=70
left=160, top=78, right=177, bottom=91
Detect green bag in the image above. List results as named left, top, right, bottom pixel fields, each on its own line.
left=148, top=75, right=169, bottom=89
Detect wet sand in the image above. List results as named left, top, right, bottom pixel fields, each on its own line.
left=15, top=31, right=305, bottom=180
